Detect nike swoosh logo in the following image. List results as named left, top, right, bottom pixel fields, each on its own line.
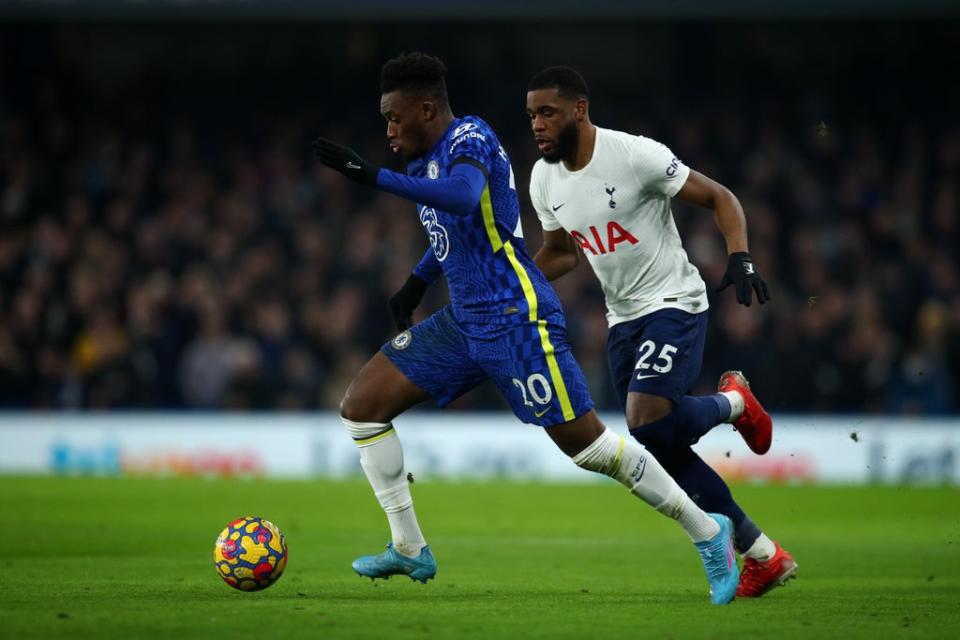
left=346, top=162, right=361, bottom=170
left=534, top=408, right=550, bottom=418
left=552, top=203, right=565, bottom=211
left=636, top=374, right=660, bottom=380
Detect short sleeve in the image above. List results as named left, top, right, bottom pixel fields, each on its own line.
left=630, top=135, right=690, bottom=197
left=448, top=120, right=494, bottom=178
left=529, top=163, right=562, bottom=231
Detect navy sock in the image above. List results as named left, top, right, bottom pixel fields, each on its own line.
left=644, top=445, right=762, bottom=553
left=629, top=394, right=730, bottom=449
left=628, top=394, right=763, bottom=551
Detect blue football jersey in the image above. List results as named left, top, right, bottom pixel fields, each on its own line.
left=407, top=116, right=564, bottom=331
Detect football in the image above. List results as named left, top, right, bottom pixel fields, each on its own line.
left=213, top=516, right=288, bottom=591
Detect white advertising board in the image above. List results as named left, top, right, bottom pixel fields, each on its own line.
left=0, top=412, right=957, bottom=485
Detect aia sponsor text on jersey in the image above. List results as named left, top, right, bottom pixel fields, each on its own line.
left=570, top=221, right=638, bottom=255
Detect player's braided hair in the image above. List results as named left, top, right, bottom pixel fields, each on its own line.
left=527, top=66, right=590, bottom=100
left=380, top=52, right=450, bottom=108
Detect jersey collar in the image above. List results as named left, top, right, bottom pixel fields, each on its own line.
left=407, top=118, right=462, bottom=176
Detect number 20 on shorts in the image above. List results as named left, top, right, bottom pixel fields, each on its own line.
left=512, top=373, right=553, bottom=407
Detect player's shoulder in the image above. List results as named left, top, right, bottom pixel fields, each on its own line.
left=451, top=115, right=497, bottom=139
left=597, top=127, right=666, bottom=156
left=529, top=157, right=556, bottom=188
left=445, top=115, right=498, bottom=159
left=530, top=157, right=546, bottom=176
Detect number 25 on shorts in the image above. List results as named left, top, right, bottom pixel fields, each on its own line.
left=634, top=340, right=677, bottom=378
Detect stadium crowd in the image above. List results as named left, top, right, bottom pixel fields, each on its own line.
left=1, top=24, right=958, bottom=414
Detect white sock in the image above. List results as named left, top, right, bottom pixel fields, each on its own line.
left=720, top=390, right=745, bottom=422
left=341, top=417, right=426, bottom=558
left=572, top=428, right=720, bottom=542
left=743, top=532, right=776, bottom=561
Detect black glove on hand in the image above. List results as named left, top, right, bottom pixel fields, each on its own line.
left=388, top=274, right=428, bottom=331
left=311, top=137, right=379, bottom=186
left=716, top=252, right=770, bottom=306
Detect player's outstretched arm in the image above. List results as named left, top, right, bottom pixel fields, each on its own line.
left=312, top=137, right=486, bottom=216
left=376, top=163, right=486, bottom=216
left=676, top=170, right=770, bottom=306
left=533, top=228, right=579, bottom=281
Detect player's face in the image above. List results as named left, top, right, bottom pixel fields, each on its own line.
left=380, top=90, right=433, bottom=160
left=526, top=88, right=581, bottom=164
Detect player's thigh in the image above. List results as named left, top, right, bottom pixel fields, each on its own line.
left=480, top=317, right=594, bottom=429
left=624, top=309, right=709, bottom=403
left=340, top=351, right=431, bottom=423
left=377, top=306, right=487, bottom=412
left=607, top=317, right=645, bottom=411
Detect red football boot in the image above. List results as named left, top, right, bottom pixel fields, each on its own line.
left=736, top=542, right=798, bottom=597
left=718, top=370, right=773, bottom=455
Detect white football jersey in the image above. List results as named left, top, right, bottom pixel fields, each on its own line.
left=530, top=127, right=708, bottom=327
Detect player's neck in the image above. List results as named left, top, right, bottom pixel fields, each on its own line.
left=564, top=123, right=597, bottom=172
left=425, top=112, right=456, bottom=151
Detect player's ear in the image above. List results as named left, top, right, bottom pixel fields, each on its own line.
left=574, top=98, right=588, bottom=121
left=421, top=100, right=437, bottom=122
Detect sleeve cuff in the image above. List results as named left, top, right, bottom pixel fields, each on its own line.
left=450, top=156, right=490, bottom=179
left=538, top=216, right=564, bottom=232
left=663, top=162, right=690, bottom=198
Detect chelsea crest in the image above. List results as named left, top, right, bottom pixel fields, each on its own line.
left=392, top=330, right=412, bottom=350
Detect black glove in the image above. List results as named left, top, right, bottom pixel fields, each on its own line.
left=716, top=252, right=770, bottom=306
left=388, top=274, right=428, bottom=331
left=311, top=137, right=379, bottom=186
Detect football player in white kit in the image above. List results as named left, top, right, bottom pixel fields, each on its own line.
left=525, top=66, right=797, bottom=598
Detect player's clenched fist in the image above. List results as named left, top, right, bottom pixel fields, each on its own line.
left=388, top=274, right=428, bottom=331
left=311, top=137, right=380, bottom=186
left=716, top=252, right=770, bottom=307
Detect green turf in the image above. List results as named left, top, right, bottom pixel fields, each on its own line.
left=2, top=476, right=959, bottom=639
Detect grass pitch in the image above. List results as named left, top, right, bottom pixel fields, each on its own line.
left=2, top=476, right=959, bottom=639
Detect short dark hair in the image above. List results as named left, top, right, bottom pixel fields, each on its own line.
left=527, top=66, right=590, bottom=100
left=380, top=52, right=449, bottom=108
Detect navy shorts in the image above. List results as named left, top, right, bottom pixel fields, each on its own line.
left=607, top=308, right=708, bottom=408
left=382, top=306, right=594, bottom=427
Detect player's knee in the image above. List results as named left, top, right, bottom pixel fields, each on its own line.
left=338, top=394, right=360, bottom=422
left=625, top=394, right=674, bottom=430
left=545, top=411, right=605, bottom=458
left=630, top=422, right=672, bottom=449
left=340, top=381, right=402, bottom=424
left=627, top=402, right=679, bottom=450
left=339, top=384, right=374, bottom=423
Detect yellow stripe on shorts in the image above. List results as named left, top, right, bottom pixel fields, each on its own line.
left=480, top=185, right=575, bottom=422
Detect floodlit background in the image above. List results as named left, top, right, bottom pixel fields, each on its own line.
left=1, top=1, right=959, bottom=484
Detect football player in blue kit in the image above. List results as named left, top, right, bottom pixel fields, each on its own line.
left=311, top=52, right=739, bottom=604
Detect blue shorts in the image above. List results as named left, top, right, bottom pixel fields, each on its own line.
left=382, top=306, right=594, bottom=426
left=607, top=308, right=708, bottom=408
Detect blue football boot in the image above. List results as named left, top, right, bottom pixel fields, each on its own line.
left=694, top=513, right=739, bottom=605
left=352, top=543, right=437, bottom=583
